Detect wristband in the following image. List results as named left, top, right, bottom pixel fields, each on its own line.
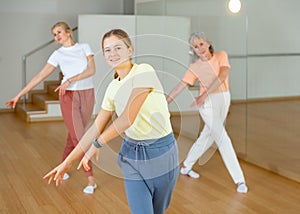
left=92, top=137, right=103, bottom=148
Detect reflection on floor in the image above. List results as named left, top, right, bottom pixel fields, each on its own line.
left=228, top=100, right=300, bottom=182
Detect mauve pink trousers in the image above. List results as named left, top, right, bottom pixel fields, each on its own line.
left=59, top=88, right=95, bottom=177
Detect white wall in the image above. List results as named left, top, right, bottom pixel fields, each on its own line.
left=0, top=0, right=124, bottom=109
left=245, top=0, right=300, bottom=99
left=78, top=15, right=136, bottom=114
left=135, top=16, right=192, bottom=112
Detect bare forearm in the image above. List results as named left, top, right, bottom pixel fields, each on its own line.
left=205, top=78, right=223, bottom=95
left=99, top=88, right=150, bottom=144
left=17, top=76, right=43, bottom=98
left=64, top=109, right=112, bottom=164
left=17, top=64, right=55, bottom=98
left=64, top=123, right=99, bottom=164
left=100, top=116, right=131, bottom=144
left=205, top=67, right=229, bottom=95
left=68, top=56, right=95, bottom=83
left=166, top=81, right=188, bottom=103
left=64, top=113, right=130, bottom=164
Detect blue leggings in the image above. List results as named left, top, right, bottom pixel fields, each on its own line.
left=118, top=133, right=179, bottom=214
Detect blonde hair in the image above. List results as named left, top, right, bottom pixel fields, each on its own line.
left=51, top=21, right=74, bottom=41
left=101, top=29, right=133, bottom=79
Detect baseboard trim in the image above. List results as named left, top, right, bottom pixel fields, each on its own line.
left=0, top=108, right=14, bottom=113
left=243, top=156, right=300, bottom=183
left=231, top=95, right=300, bottom=104
left=29, top=116, right=64, bottom=123
left=170, top=111, right=198, bottom=117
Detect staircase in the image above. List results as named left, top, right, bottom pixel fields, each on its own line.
left=16, top=80, right=63, bottom=122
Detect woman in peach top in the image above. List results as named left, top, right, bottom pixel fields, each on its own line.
left=167, top=32, right=248, bottom=193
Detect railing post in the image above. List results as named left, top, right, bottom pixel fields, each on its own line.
left=22, top=55, right=27, bottom=104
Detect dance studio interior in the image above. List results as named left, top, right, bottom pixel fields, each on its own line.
left=0, top=0, right=299, bottom=213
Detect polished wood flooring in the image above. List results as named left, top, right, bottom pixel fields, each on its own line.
left=1, top=112, right=300, bottom=213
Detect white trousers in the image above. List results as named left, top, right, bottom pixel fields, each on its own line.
left=183, top=91, right=245, bottom=184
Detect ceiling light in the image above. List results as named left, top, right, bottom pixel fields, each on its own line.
left=228, top=0, right=241, bottom=13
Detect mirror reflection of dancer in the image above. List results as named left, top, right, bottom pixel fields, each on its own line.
left=6, top=21, right=97, bottom=194
left=167, top=32, right=248, bottom=193
left=44, top=29, right=179, bottom=213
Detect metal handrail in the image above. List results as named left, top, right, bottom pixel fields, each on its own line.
left=21, top=27, right=78, bottom=103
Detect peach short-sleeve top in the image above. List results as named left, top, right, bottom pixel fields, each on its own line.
left=182, top=51, right=230, bottom=94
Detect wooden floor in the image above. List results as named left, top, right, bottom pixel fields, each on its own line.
left=1, top=112, right=300, bottom=213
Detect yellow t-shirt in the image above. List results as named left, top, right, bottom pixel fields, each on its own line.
left=101, top=63, right=172, bottom=140
left=182, top=51, right=231, bottom=94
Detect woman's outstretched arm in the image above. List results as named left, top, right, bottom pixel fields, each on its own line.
left=166, top=80, right=189, bottom=104
left=43, top=108, right=112, bottom=186
left=6, top=63, right=56, bottom=108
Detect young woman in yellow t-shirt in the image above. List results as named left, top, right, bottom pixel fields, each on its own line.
left=44, top=29, right=179, bottom=214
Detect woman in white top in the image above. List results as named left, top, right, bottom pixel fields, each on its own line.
left=6, top=21, right=96, bottom=194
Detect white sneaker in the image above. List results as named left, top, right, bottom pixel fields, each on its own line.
left=83, top=184, right=97, bottom=194
left=63, top=173, right=70, bottom=180
left=237, top=182, right=248, bottom=193
left=180, top=167, right=200, bottom=179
